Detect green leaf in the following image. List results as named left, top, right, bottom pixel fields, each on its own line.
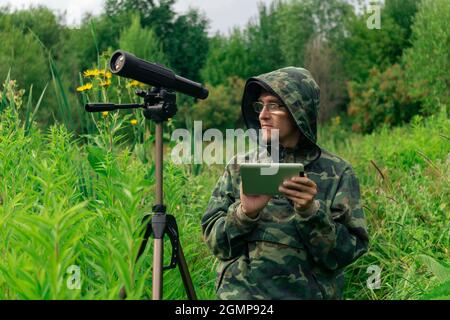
left=421, top=280, right=450, bottom=300
left=86, top=145, right=108, bottom=176
left=417, top=254, right=450, bottom=282
left=24, top=83, right=48, bottom=135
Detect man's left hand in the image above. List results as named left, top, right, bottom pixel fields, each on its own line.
left=278, top=174, right=318, bottom=214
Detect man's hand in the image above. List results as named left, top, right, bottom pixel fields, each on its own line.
left=240, top=183, right=271, bottom=219
left=278, top=174, right=318, bottom=214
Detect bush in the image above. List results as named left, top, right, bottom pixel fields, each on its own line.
left=118, top=15, right=168, bottom=67
left=347, top=64, right=421, bottom=133
left=0, top=27, right=49, bottom=109
left=188, top=77, right=245, bottom=131
left=335, top=13, right=407, bottom=83
left=402, top=0, right=450, bottom=115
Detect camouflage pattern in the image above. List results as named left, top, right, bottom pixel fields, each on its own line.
left=201, top=67, right=369, bottom=300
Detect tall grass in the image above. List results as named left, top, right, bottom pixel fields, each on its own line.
left=0, top=75, right=448, bottom=299
left=319, top=108, right=449, bottom=299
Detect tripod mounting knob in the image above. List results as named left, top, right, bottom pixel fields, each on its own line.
left=142, top=87, right=177, bottom=123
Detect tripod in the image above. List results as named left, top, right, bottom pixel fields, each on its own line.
left=86, top=87, right=197, bottom=300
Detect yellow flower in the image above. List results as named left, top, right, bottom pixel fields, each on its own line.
left=83, top=69, right=100, bottom=78
left=332, top=116, right=341, bottom=126
left=76, top=83, right=93, bottom=92
left=99, top=80, right=111, bottom=87
left=126, top=80, right=141, bottom=88
left=130, top=119, right=138, bottom=126
left=102, top=111, right=109, bottom=118
left=104, top=71, right=112, bottom=79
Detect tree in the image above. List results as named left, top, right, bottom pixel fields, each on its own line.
left=334, top=12, right=406, bottom=82
left=105, top=0, right=176, bottom=37
left=200, top=30, right=253, bottom=86
left=347, top=64, right=421, bottom=133
left=304, top=37, right=347, bottom=123
left=0, top=27, right=50, bottom=119
left=384, top=0, right=420, bottom=41
left=402, top=0, right=450, bottom=115
left=165, top=9, right=209, bottom=82
left=0, top=6, right=64, bottom=53
left=118, top=14, right=168, bottom=66
left=275, top=0, right=315, bottom=67
left=190, top=77, right=245, bottom=131
left=244, top=2, right=285, bottom=75
left=104, top=0, right=209, bottom=82
left=330, top=0, right=421, bottom=83
left=200, top=1, right=290, bottom=86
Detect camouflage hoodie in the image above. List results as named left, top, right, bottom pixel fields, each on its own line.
left=201, top=67, right=369, bottom=300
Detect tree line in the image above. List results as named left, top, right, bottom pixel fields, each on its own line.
left=0, top=0, right=447, bottom=134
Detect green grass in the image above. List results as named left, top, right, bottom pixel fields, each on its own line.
left=0, top=79, right=448, bottom=299
left=319, top=109, right=449, bottom=299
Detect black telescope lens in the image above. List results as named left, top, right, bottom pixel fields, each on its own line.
left=111, top=53, right=125, bottom=72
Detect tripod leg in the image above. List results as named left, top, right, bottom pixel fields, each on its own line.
left=164, top=215, right=197, bottom=300
left=152, top=238, right=164, bottom=300
left=150, top=210, right=167, bottom=300
left=177, top=243, right=197, bottom=300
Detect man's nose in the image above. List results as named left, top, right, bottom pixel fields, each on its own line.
left=258, top=106, right=271, bottom=120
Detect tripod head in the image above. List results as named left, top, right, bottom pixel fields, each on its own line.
left=85, top=87, right=177, bottom=123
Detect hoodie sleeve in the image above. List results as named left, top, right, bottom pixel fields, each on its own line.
left=201, top=163, right=259, bottom=260
left=294, top=166, right=369, bottom=271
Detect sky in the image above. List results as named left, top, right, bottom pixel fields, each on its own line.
left=0, top=0, right=274, bottom=34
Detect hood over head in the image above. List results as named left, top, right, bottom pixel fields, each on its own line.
left=241, top=67, right=322, bottom=164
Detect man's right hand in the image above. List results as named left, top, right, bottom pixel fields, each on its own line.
left=239, top=183, right=272, bottom=219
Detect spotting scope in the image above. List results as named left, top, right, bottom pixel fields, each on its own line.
left=109, top=50, right=209, bottom=100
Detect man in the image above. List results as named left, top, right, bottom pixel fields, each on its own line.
left=201, top=67, right=369, bottom=299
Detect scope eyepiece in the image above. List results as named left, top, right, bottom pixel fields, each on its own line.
left=111, top=53, right=126, bottom=73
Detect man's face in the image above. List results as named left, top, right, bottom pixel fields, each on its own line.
left=257, top=92, right=300, bottom=148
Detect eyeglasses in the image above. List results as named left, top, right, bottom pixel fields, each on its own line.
left=252, top=101, right=286, bottom=113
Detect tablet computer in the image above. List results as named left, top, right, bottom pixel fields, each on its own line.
left=240, top=163, right=305, bottom=195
